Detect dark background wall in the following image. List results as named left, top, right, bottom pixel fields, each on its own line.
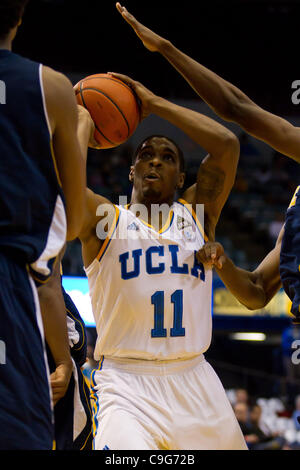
left=14, top=0, right=300, bottom=116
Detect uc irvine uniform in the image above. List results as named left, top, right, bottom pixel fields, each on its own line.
left=86, top=200, right=246, bottom=450
left=46, top=286, right=93, bottom=450
left=280, top=186, right=300, bottom=321
left=0, top=50, right=66, bottom=449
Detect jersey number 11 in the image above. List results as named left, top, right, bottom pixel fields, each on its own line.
left=151, top=290, right=185, bottom=338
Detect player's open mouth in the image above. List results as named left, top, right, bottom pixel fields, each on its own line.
left=144, top=172, right=161, bottom=181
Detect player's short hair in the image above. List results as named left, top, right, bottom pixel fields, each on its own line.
left=133, top=135, right=185, bottom=172
left=0, top=0, right=28, bottom=40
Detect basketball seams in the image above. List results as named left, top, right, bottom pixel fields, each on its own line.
left=81, top=87, right=130, bottom=138
left=75, top=74, right=140, bottom=148
left=80, top=75, right=135, bottom=96
left=79, top=82, right=115, bottom=147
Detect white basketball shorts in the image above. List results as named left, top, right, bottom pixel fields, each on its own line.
left=90, top=354, right=247, bottom=450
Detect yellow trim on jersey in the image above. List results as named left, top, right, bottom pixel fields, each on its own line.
left=80, top=429, right=93, bottom=450
left=158, top=210, right=174, bottom=234
left=78, top=367, right=93, bottom=450
left=29, top=269, right=50, bottom=285
left=139, top=219, right=154, bottom=229
left=52, top=440, right=56, bottom=450
left=125, top=204, right=174, bottom=234
left=177, top=198, right=208, bottom=242
left=288, top=185, right=300, bottom=209
left=90, top=357, right=104, bottom=439
left=50, top=139, right=62, bottom=188
left=96, top=206, right=120, bottom=263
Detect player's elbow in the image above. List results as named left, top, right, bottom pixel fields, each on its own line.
left=219, top=131, right=240, bottom=160
left=244, top=301, right=266, bottom=311
left=242, top=288, right=268, bottom=311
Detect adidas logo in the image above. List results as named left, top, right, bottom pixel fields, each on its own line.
left=127, top=222, right=139, bottom=231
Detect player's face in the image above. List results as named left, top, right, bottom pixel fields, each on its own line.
left=131, top=137, right=185, bottom=203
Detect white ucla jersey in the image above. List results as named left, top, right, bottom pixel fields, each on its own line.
left=85, top=199, right=213, bottom=361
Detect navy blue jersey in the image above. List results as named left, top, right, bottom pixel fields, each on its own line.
left=280, top=186, right=300, bottom=319
left=0, top=254, right=53, bottom=449
left=0, top=49, right=66, bottom=282
left=46, top=286, right=92, bottom=450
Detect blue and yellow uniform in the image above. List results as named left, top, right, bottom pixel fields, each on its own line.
left=0, top=50, right=66, bottom=449
left=280, top=186, right=300, bottom=322
left=46, top=286, right=93, bottom=450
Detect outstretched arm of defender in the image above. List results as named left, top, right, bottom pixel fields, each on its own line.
left=197, top=227, right=283, bottom=310
left=116, top=3, right=300, bottom=163
left=75, top=104, right=116, bottom=269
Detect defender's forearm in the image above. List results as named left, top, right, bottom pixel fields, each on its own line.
left=39, top=284, right=72, bottom=368
left=158, top=40, right=251, bottom=123
left=215, top=254, right=267, bottom=311
left=150, top=95, right=236, bottom=157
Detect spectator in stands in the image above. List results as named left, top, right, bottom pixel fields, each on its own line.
left=234, top=401, right=287, bottom=450
left=233, top=403, right=250, bottom=432
left=248, top=404, right=286, bottom=450
left=235, top=388, right=249, bottom=406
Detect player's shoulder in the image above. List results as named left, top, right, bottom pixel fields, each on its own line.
left=42, top=66, right=75, bottom=108
left=42, top=65, right=72, bottom=89
left=86, top=188, right=114, bottom=212
left=79, top=188, right=115, bottom=243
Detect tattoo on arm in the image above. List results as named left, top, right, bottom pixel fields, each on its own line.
left=196, top=164, right=225, bottom=202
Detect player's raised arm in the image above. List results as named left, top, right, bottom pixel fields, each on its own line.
left=197, top=227, right=283, bottom=311
left=116, top=3, right=300, bottom=163
left=109, top=72, right=239, bottom=238
left=43, top=66, right=87, bottom=241
left=74, top=104, right=116, bottom=269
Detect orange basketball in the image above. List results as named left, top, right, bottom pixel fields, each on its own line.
left=74, top=73, right=141, bottom=149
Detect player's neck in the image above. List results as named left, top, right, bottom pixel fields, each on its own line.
left=0, top=40, right=11, bottom=50
left=129, top=194, right=174, bottom=230
left=0, top=28, right=17, bottom=51
left=0, top=36, right=12, bottom=51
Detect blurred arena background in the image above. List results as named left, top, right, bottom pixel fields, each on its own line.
left=14, top=0, right=300, bottom=448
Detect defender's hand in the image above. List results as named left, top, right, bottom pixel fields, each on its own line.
left=116, top=3, right=166, bottom=53
left=50, top=362, right=73, bottom=406
left=108, top=72, right=157, bottom=120
left=196, top=242, right=226, bottom=269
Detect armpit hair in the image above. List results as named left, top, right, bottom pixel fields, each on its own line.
left=196, top=164, right=225, bottom=203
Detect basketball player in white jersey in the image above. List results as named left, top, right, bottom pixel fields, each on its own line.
left=77, top=80, right=246, bottom=449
